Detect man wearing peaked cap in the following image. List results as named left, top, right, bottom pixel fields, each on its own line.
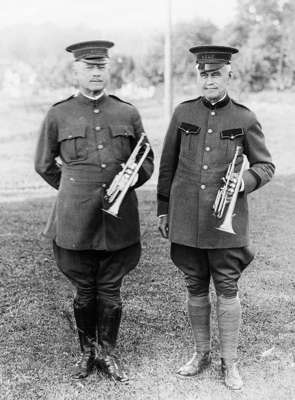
left=35, top=41, right=154, bottom=381
left=66, top=40, right=114, bottom=63
left=157, top=45, right=274, bottom=390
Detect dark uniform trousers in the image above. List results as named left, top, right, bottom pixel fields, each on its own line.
left=171, top=244, right=254, bottom=298
left=53, top=241, right=141, bottom=305
left=53, top=241, right=141, bottom=352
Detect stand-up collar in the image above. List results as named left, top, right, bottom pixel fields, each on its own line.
left=202, top=93, right=230, bottom=109
left=76, top=91, right=107, bottom=105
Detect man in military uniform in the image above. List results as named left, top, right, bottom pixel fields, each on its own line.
left=35, top=41, right=154, bottom=381
left=157, top=45, right=274, bottom=390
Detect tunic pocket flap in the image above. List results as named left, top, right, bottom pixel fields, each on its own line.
left=58, top=126, right=86, bottom=142
left=220, top=128, right=244, bottom=140
left=110, top=125, right=135, bottom=138
left=178, top=122, right=201, bottom=135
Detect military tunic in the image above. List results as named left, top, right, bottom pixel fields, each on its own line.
left=35, top=93, right=154, bottom=251
left=157, top=95, right=275, bottom=249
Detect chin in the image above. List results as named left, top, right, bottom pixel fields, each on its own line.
left=205, top=91, right=222, bottom=100
left=89, top=85, right=103, bottom=92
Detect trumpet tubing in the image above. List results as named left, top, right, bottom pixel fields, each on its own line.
left=102, top=133, right=150, bottom=218
left=213, top=146, right=247, bottom=234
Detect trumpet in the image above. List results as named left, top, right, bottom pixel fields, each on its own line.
left=212, top=146, right=247, bottom=234
left=102, top=133, right=151, bottom=218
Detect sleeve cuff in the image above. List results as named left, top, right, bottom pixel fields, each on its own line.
left=243, top=169, right=260, bottom=193
left=157, top=200, right=169, bottom=216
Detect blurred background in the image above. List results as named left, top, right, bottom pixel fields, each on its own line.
left=0, top=0, right=294, bottom=200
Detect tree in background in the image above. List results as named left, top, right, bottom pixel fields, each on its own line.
left=141, top=18, right=218, bottom=85
left=1, top=3, right=295, bottom=97
left=109, top=55, right=136, bottom=90
left=218, top=0, right=295, bottom=91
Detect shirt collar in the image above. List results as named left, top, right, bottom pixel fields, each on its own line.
left=78, top=90, right=105, bottom=100
left=76, top=90, right=107, bottom=105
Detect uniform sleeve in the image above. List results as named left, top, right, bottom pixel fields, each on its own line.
left=243, top=118, right=275, bottom=193
left=131, top=107, right=154, bottom=189
left=34, top=109, right=61, bottom=189
left=157, top=109, right=181, bottom=216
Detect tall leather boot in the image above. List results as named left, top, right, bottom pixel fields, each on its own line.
left=97, top=298, right=128, bottom=382
left=72, top=300, right=96, bottom=379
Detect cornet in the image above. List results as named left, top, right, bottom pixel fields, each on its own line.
left=102, top=133, right=151, bottom=218
left=212, top=146, right=247, bottom=234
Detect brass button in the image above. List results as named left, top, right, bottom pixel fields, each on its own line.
left=97, top=144, right=103, bottom=150
left=205, top=146, right=211, bottom=152
left=200, top=184, right=206, bottom=190
left=203, top=165, right=208, bottom=170
left=94, top=109, right=100, bottom=113
left=68, top=135, right=73, bottom=138
left=102, top=183, right=107, bottom=188
left=230, top=135, right=234, bottom=139
left=95, top=126, right=101, bottom=131
left=211, top=111, right=216, bottom=116
left=101, top=163, right=106, bottom=168
left=208, top=128, right=213, bottom=134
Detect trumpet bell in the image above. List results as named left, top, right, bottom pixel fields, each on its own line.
left=216, top=223, right=236, bottom=235
left=102, top=206, right=120, bottom=218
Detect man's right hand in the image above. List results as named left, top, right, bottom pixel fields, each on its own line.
left=158, top=215, right=169, bottom=239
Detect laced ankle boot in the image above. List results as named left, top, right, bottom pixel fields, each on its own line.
left=221, top=358, right=243, bottom=390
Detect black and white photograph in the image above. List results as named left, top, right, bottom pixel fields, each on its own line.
left=0, top=0, right=294, bottom=399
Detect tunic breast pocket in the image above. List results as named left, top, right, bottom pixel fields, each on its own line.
left=177, top=122, right=201, bottom=159
left=110, top=125, right=135, bottom=161
left=58, top=126, right=88, bottom=163
left=220, top=128, right=245, bottom=162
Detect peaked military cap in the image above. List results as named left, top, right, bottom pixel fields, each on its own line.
left=66, top=40, right=114, bottom=64
left=189, top=45, right=239, bottom=72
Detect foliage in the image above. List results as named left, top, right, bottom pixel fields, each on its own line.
left=109, top=55, right=136, bottom=89
left=141, top=18, right=218, bottom=84
left=218, top=0, right=295, bottom=91
left=1, top=1, right=295, bottom=95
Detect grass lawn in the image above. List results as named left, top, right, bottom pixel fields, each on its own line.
left=1, top=174, right=295, bottom=400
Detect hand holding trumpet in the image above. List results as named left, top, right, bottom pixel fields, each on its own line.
left=226, top=173, right=245, bottom=198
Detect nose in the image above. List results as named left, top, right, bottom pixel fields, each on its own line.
left=93, top=68, right=101, bottom=75
left=205, top=75, right=214, bottom=85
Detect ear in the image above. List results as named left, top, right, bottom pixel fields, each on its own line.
left=229, top=70, right=233, bottom=79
